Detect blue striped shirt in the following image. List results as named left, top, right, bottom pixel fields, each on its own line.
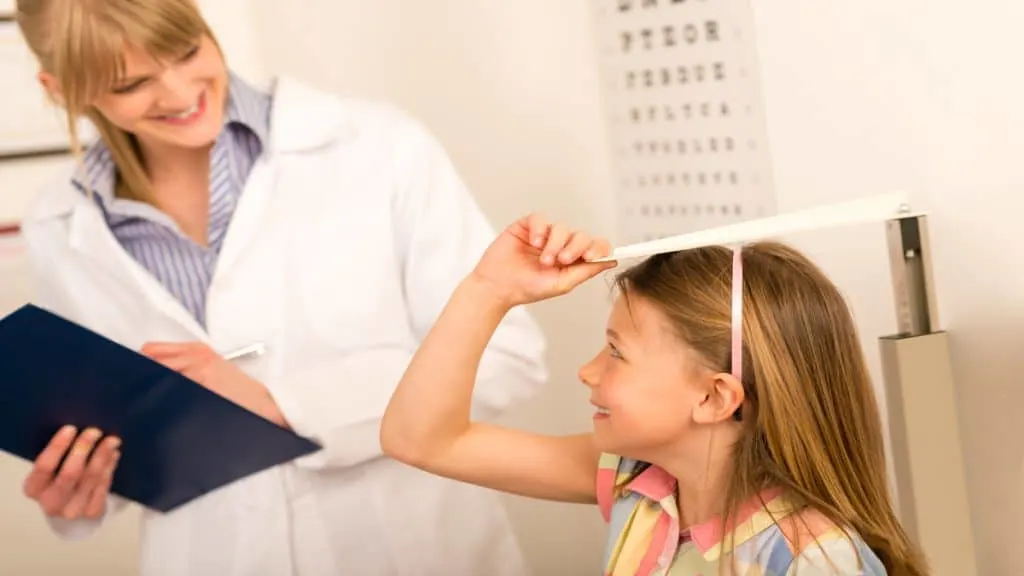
left=71, top=73, right=272, bottom=327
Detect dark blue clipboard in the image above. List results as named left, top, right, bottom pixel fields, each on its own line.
left=0, top=304, right=321, bottom=513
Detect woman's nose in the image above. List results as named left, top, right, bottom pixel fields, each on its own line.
left=156, top=69, right=194, bottom=108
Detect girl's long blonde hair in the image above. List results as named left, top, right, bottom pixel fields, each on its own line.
left=615, top=242, right=929, bottom=575
left=15, top=0, right=220, bottom=201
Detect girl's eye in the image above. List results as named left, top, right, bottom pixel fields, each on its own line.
left=608, top=343, right=623, bottom=359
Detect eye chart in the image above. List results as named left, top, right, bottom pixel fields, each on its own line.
left=590, top=0, right=776, bottom=244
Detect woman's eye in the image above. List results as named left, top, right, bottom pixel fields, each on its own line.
left=608, top=344, right=623, bottom=359
left=180, top=45, right=200, bottom=61
left=112, top=80, right=145, bottom=94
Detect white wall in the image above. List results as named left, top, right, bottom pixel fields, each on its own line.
left=0, top=156, right=68, bottom=223
left=749, top=1, right=1022, bottom=574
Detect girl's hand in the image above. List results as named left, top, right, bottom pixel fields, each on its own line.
left=472, top=213, right=618, bottom=308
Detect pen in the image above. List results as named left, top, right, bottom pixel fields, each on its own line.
left=223, top=342, right=267, bottom=362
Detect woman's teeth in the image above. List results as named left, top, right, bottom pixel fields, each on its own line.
left=596, top=407, right=610, bottom=415
left=163, top=102, right=198, bottom=119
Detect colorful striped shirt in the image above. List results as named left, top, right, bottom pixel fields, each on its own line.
left=596, top=453, right=888, bottom=575
left=70, top=72, right=271, bottom=327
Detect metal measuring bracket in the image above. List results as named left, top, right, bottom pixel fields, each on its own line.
left=885, top=207, right=941, bottom=337
left=879, top=206, right=978, bottom=574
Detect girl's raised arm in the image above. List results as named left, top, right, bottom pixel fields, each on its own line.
left=381, top=214, right=616, bottom=503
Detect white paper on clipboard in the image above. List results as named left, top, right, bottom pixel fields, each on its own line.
left=587, top=191, right=920, bottom=262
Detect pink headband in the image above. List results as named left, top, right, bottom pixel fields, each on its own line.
left=731, top=246, right=744, bottom=421
left=731, top=246, right=744, bottom=383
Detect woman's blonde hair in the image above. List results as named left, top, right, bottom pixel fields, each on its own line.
left=615, top=242, right=929, bottom=575
left=15, top=0, right=221, bottom=201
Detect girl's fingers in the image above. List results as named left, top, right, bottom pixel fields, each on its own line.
left=514, top=214, right=613, bottom=266
left=583, top=237, right=613, bottom=261
left=541, top=224, right=572, bottom=266
left=525, top=213, right=550, bottom=249
left=557, top=260, right=619, bottom=294
left=557, top=232, right=594, bottom=264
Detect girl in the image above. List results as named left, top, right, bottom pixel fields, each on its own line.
left=12, top=0, right=548, bottom=574
left=381, top=213, right=930, bottom=575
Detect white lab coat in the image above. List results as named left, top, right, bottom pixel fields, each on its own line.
left=19, top=75, right=549, bottom=576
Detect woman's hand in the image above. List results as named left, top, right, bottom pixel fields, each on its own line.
left=472, top=213, right=618, bottom=308
left=141, top=342, right=290, bottom=428
left=23, top=426, right=120, bottom=520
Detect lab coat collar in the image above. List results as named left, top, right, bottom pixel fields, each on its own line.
left=265, top=75, right=356, bottom=154
left=26, top=74, right=353, bottom=223
left=65, top=201, right=210, bottom=339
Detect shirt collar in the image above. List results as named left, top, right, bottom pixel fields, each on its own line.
left=622, top=464, right=794, bottom=561
left=224, top=70, right=271, bottom=146
left=71, top=70, right=271, bottom=203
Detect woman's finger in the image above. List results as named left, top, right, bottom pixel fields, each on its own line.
left=83, top=469, right=114, bottom=519
left=139, top=342, right=188, bottom=358
left=83, top=448, right=119, bottom=519
left=39, top=428, right=101, bottom=515
left=69, top=435, right=119, bottom=517
left=24, top=425, right=77, bottom=500
left=61, top=473, right=94, bottom=519
left=142, top=341, right=213, bottom=362
left=150, top=354, right=199, bottom=373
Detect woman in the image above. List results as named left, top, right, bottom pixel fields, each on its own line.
left=13, top=0, right=548, bottom=574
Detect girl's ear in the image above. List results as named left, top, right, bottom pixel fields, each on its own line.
left=692, top=373, right=744, bottom=424
left=37, top=71, right=65, bottom=106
